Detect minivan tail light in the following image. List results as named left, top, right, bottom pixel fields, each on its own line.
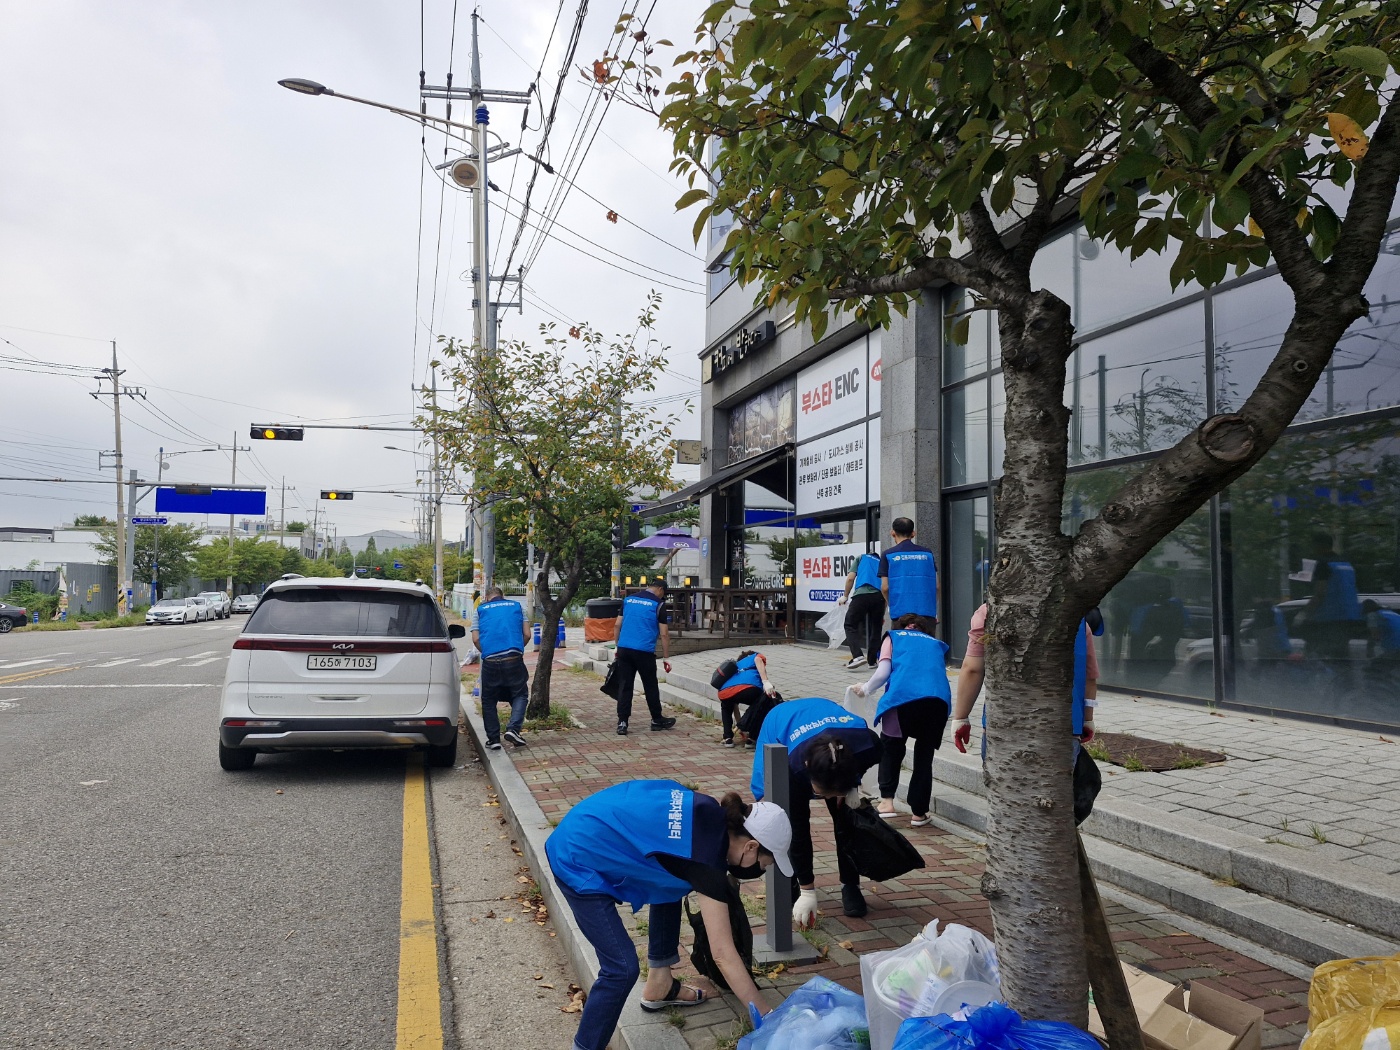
left=223, top=719, right=283, bottom=728
left=391, top=719, right=450, bottom=727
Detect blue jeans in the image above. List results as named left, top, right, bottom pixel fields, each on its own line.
left=558, top=882, right=683, bottom=1050
left=480, top=654, right=528, bottom=742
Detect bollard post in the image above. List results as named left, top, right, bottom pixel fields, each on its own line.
left=762, top=742, right=794, bottom=953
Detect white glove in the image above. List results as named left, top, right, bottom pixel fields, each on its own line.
left=837, top=596, right=848, bottom=605
left=793, top=888, right=819, bottom=930
left=845, top=787, right=863, bottom=809
left=761, top=679, right=775, bottom=695
left=852, top=683, right=866, bottom=697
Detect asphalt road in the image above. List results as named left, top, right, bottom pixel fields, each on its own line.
left=0, top=619, right=410, bottom=1049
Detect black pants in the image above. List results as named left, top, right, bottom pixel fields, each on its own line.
left=877, top=698, right=951, bottom=818
left=614, top=646, right=662, bottom=724
left=844, top=591, right=886, bottom=663
left=786, top=769, right=861, bottom=889
left=720, top=685, right=764, bottom=741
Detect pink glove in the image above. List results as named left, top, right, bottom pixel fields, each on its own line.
left=663, top=660, right=672, bottom=674
left=1079, top=722, right=1095, bottom=744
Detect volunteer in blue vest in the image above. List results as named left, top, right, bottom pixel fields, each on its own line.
left=470, top=585, right=532, bottom=750
left=880, top=517, right=939, bottom=634
left=851, top=614, right=952, bottom=826
left=545, top=781, right=792, bottom=1050
left=1303, top=533, right=1363, bottom=663
left=950, top=603, right=1100, bottom=761
left=1361, top=600, right=1400, bottom=663
left=839, top=550, right=887, bottom=670
left=750, top=697, right=881, bottom=920
left=716, top=650, right=776, bottom=747
left=612, top=580, right=677, bottom=735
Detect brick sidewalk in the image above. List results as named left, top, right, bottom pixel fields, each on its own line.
left=472, top=662, right=1311, bottom=1050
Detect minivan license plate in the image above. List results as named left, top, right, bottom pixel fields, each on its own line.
left=307, top=654, right=378, bottom=671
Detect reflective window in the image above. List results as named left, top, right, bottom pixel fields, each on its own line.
left=945, top=496, right=991, bottom=659
left=1064, top=466, right=1215, bottom=698
left=943, top=287, right=991, bottom=384
left=943, top=379, right=989, bottom=486
left=1225, top=417, right=1400, bottom=725
left=1030, top=230, right=1075, bottom=313
left=990, top=370, right=1005, bottom=479
left=1071, top=301, right=1208, bottom=463
left=708, top=254, right=736, bottom=301
left=246, top=588, right=445, bottom=638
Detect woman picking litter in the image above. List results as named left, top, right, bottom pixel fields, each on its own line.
left=544, top=780, right=792, bottom=1050
left=749, top=696, right=881, bottom=921
left=851, top=614, right=952, bottom=827
left=715, top=649, right=778, bottom=747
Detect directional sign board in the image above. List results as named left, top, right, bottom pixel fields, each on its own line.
left=131, top=516, right=168, bottom=526
left=355, top=567, right=368, bottom=576
left=393, top=561, right=403, bottom=569
left=155, top=488, right=267, bottom=515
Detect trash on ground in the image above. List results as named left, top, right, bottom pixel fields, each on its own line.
left=1302, top=954, right=1400, bottom=1050
left=739, top=975, right=868, bottom=1050
left=892, top=1001, right=1101, bottom=1050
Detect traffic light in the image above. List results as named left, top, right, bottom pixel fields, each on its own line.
left=174, top=484, right=213, bottom=495
left=320, top=490, right=353, bottom=501
left=251, top=425, right=305, bottom=441
left=611, top=523, right=623, bottom=551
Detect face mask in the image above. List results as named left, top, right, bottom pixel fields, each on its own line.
left=727, top=862, right=764, bottom=881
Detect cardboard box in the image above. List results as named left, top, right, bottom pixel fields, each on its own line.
left=1088, top=963, right=1177, bottom=1040
left=1141, top=984, right=1265, bottom=1050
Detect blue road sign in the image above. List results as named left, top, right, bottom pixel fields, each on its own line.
left=355, top=567, right=368, bottom=576
left=393, top=561, right=403, bottom=569
left=155, top=488, right=267, bottom=515
left=131, top=516, right=168, bottom=526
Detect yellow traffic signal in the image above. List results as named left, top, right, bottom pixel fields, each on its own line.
left=320, top=490, right=353, bottom=501
left=251, top=425, right=305, bottom=440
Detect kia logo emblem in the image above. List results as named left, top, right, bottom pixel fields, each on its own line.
left=332, top=643, right=355, bottom=650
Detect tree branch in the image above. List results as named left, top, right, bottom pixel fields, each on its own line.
left=829, top=253, right=1010, bottom=304
left=1118, top=33, right=1325, bottom=296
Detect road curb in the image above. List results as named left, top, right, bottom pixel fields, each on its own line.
left=458, top=688, right=692, bottom=1050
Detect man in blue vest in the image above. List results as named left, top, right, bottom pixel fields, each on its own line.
left=839, top=550, right=886, bottom=670
left=879, top=517, right=938, bottom=633
left=1303, top=533, right=1363, bottom=663
left=471, top=586, right=531, bottom=750
left=612, top=580, right=678, bottom=736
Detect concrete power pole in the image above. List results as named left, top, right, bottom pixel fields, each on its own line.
left=225, top=433, right=249, bottom=595
left=432, top=371, right=444, bottom=606
left=94, top=341, right=145, bottom=614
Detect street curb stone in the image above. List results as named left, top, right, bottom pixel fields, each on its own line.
left=458, top=688, right=691, bottom=1050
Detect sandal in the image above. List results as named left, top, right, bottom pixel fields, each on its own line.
left=876, top=804, right=897, bottom=820
left=640, top=977, right=707, bottom=1012
left=910, top=814, right=932, bottom=827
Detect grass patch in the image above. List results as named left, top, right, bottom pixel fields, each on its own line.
left=740, top=892, right=766, bottom=918
left=1123, top=754, right=1146, bottom=773
left=524, top=704, right=575, bottom=732
left=633, top=918, right=649, bottom=936
left=566, top=662, right=599, bottom=676
left=1309, top=823, right=1328, bottom=844
left=1172, top=754, right=1206, bottom=770
left=16, top=610, right=148, bottom=631
left=715, top=1018, right=755, bottom=1050
left=666, top=1008, right=687, bottom=1029
left=1084, top=739, right=1111, bottom=763
left=1279, top=817, right=1291, bottom=833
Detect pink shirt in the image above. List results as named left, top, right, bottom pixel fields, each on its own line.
left=964, top=604, right=1098, bottom=679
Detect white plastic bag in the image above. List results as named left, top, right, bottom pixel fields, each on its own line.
left=844, top=684, right=872, bottom=725
left=816, top=604, right=846, bottom=649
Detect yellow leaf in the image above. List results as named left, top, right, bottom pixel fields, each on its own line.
left=1328, top=112, right=1369, bottom=161
left=1247, top=217, right=1263, bottom=238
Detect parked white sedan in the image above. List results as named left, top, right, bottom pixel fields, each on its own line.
left=146, top=598, right=202, bottom=625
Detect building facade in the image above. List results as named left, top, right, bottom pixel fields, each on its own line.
left=670, top=198, right=1400, bottom=730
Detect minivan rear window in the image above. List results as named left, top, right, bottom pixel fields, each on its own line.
left=244, top=588, right=445, bottom=638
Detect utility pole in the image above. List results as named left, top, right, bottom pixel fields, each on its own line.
left=154, top=448, right=164, bottom=603
left=423, top=14, right=529, bottom=596
left=432, top=371, right=445, bottom=606
left=92, top=341, right=145, bottom=614
left=224, top=433, right=249, bottom=594
left=124, top=468, right=138, bottom=601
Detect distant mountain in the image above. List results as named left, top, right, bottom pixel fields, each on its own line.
left=338, top=529, right=420, bottom=554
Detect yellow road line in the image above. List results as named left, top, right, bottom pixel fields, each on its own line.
left=0, top=664, right=80, bottom=686
left=396, top=758, right=444, bottom=1050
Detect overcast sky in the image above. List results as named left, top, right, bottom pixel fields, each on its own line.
left=0, top=0, right=708, bottom=541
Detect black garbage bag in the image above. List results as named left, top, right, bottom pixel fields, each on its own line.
left=684, top=882, right=753, bottom=990
left=836, top=799, right=925, bottom=882
left=1073, top=745, right=1102, bottom=825
left=599, top=661, right=622, bottom=700
left=737, top=690, right=783, bottom=740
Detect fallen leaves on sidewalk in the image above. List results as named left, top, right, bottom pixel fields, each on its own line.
left=562, top=984, right=585, bottom=1013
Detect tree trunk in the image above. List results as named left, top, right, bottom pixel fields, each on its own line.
left=982, top=290, right=1091, bottom=1024
left=525, top=556, right=584, bottom=719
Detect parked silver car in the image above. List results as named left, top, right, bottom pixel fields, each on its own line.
left=198, top=591, right=232, bottom=619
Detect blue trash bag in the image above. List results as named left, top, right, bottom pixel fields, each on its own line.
left=739, top=975, right=869, bottom=1050
left=892, top=1001, right=1103, bottom=1050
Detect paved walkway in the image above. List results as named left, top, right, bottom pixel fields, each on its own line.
left=665, top=644, right=1400, bottom=879
left=475, top=662, right=1314, bottom=1050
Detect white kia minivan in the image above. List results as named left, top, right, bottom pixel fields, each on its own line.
left=218, top=577, right=465, bottom=770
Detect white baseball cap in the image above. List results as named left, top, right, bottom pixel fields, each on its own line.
left=743, top=800, right=794, bottom=877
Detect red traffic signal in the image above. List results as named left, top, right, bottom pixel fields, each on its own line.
left=251, top=426, right=305, bottom=441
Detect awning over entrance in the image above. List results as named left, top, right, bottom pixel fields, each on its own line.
left=638, top=444, right=793, bottom=518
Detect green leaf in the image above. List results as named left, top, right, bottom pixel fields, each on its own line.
left=1333, top=45, right=1393, bottom=78
left=816, top=169, right=856, bottom=189
left=1218, top=125, right=1294, bottom=199
left=1261, top=41, right=1302, bottom=70
left=963, top=44, right=994, bottom=95
left=674, top=188, right=710, bottom=210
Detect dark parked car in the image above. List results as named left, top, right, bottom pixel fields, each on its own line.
left=0, top=601, right=28, bottom=633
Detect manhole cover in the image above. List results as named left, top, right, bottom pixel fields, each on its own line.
left=1090, top=732, right=1226, bottom=772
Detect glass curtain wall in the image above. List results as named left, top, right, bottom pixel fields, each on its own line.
left=941, top=222, right=1400, bottom=728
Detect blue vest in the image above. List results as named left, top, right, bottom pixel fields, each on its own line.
left=853, top=553, right=881, bottom=592
left=722, top=653, right=763, bottom=693
left=1316, top=561, right=1361, bottom=622
left=750, top=697, right=869, bottom=800
left=476, top=598, right=524, bottom=657
left=544, top=780, right=701, bottom=909
left=1375, top=610, right=1400, bottom=654
left=617, top=592, right=663, bottom=652
left=874, top=630, right=952, bottom=724
left=885, top=545, right=938, bottom=619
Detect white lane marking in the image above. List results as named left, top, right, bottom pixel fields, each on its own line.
left=0, top=658, right=58, bottom=670
left=0, top=698, right=18, bottom=710
left=141, top=658, right=181, bottom=667
left=187, top=657, right=222, bottom=666
left=78, top=779, right=108, bottom=786
left=91, top=658, right=139, bottom=668
left=187, top=651, right=220, bottom=659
